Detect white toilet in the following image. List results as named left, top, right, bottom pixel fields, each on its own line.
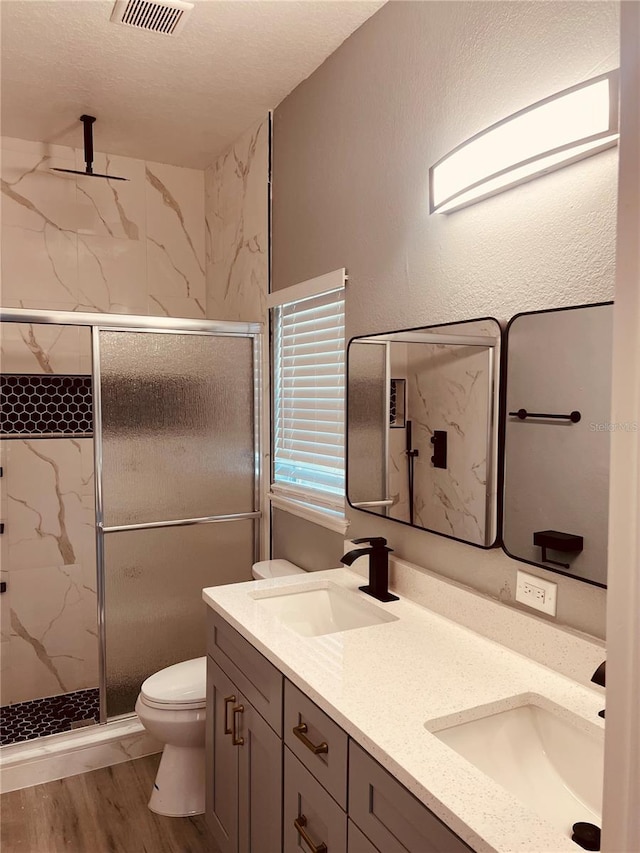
left=135, top=559, right=304, bottom=817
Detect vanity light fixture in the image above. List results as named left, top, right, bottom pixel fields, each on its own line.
left=429, top=71, right=619, bottom=214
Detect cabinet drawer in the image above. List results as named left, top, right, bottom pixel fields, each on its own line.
left=207, top=610, right=283, bottom=735
left=348, top=820, right=379, bottom=853
left=348, top=742, right=474, bottom=853
left=284, top=747, right=347, bottom=853
left=285, top=679, right=348, bottom=808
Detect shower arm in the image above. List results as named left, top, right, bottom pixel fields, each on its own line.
left=51, top=115, right=128, bottom=181
left=81, top=115, right=96, bottom=175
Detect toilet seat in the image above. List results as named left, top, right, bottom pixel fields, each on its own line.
left=141, top=657, right=206, bottom=710
left=138, top=693, right=206, bottom=711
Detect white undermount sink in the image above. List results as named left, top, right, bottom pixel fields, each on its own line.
left=427, top=696, right=603, bottom=838
left=251, top=580, right=399, bottom=637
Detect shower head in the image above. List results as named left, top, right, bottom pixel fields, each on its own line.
left=52, top=115, right=128, bottom=181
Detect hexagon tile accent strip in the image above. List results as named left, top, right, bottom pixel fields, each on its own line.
left=0, top=688, right=100, bottom=745
left=0, top=374, right=93, bottom=436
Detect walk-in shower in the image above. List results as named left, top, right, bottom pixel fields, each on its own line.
left=0, top=308, right=261, bottom=744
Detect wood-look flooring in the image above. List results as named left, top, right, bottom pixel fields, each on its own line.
left=0, top=754, right=219, bottom=853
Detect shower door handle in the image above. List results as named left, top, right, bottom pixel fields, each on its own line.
left=223, top=695, right=236, bottom=735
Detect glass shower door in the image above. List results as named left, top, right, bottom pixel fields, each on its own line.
left=96, top=329, right=258, bottom=718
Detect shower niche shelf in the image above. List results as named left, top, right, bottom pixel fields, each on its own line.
left=0, top=374, right=93, bottom=438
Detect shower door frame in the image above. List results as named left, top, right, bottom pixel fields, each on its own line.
left=1, top=308, right=263, bottom=725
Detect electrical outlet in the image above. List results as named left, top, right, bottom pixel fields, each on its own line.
left=515, top=570, right=557, bottom=616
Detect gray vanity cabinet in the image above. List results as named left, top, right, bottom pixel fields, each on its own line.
left=206, top=657, right=283, bottom=853
left=206, top=612, right=284, bottom=853
left=206, top=610, right=474, bottom=853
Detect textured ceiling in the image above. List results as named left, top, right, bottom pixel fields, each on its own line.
left=0, top=0, right=384, bottom=168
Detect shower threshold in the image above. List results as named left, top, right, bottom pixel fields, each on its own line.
left=0, top=714, right=161, bottom=794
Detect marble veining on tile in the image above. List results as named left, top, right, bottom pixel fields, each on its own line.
left=1, top=143, right=79, bottom=311
left=146, top=161, right=206, bottom=318
left=74, top=150, right=145, bottom=240
left=205, top=119, right=268, bottom=323
left=0, top=438, right=97, bottom=707
left=1, top=136, right=206, bottom=320
left=0, top=322, right=92, bottom=377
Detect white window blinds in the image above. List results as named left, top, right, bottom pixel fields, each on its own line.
left=272, top=287, right=345, bottom=510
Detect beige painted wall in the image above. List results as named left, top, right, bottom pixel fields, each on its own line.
left=272, top=1, right=620, bottom=638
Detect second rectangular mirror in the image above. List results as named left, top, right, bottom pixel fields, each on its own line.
left=502, top=302, right=613, bottom=587
left=347, top=318, right=501, bottom=547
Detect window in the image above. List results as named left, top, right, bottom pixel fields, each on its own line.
left=269, top=271, right=347, bottom=533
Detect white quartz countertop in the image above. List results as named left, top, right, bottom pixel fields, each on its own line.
left=203, top=568, right=604, bottom=853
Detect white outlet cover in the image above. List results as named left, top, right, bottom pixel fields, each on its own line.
left=516, top=569, right=558, bottom=617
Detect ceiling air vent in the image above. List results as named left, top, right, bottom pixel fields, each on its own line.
left=111, top=0, right=194, bottom=36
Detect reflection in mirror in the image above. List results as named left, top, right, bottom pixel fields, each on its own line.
left=347, top=319, right=501, bottom=547
left=502, top=303, right=613, bottom=587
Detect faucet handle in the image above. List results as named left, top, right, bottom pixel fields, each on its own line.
left=352, top=536, right=388, bottom=548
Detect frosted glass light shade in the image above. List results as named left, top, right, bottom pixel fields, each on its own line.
left=430, top=72, right=619, bottom=214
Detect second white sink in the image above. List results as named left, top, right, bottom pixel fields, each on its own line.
left=251, top=580, right=399, bottom=637
left=428, top=696, right=603, bottom=837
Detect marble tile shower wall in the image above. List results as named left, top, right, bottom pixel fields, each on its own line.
left=205, top=119, right=268, bottom=322
left=0, top=134, right=206, bottom=731
left=1, top=135, right=206, bottom=321
left=1, top=122, right=269, bottom=737
left=0, top=437, right=97, bottom=708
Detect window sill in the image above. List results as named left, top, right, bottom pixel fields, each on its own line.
left=268, top=492, right=350, bottom=535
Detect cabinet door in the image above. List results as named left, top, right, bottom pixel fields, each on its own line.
left=206, top=657, right=240, bottom=853
left=237, top=695, right=283, bottom=853
left=349, top=742, right=473, bottom=853
left=348, top=820, right=380, bottom=853
left=284, top=747, right=347, bottom=853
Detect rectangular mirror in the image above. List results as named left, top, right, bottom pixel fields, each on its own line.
left=502, top=302, right=613, bottom=587
left=347, top=318, right=502, bottom=547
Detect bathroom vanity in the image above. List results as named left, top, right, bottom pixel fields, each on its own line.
left=206, top=606, right=471, bottom=853
left=203, top=568, right=605, bottom=853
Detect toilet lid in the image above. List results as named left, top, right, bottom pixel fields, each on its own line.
left=141, top=657, right=206, bottom=706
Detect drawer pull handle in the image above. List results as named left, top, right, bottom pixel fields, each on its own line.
left=294, top=815, right=327, bottom=853
left=232, top=704, right=245, bottom=746
left=293, top=723, right=328, bottom=755
left=223, top=695, right=236, bottom=735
